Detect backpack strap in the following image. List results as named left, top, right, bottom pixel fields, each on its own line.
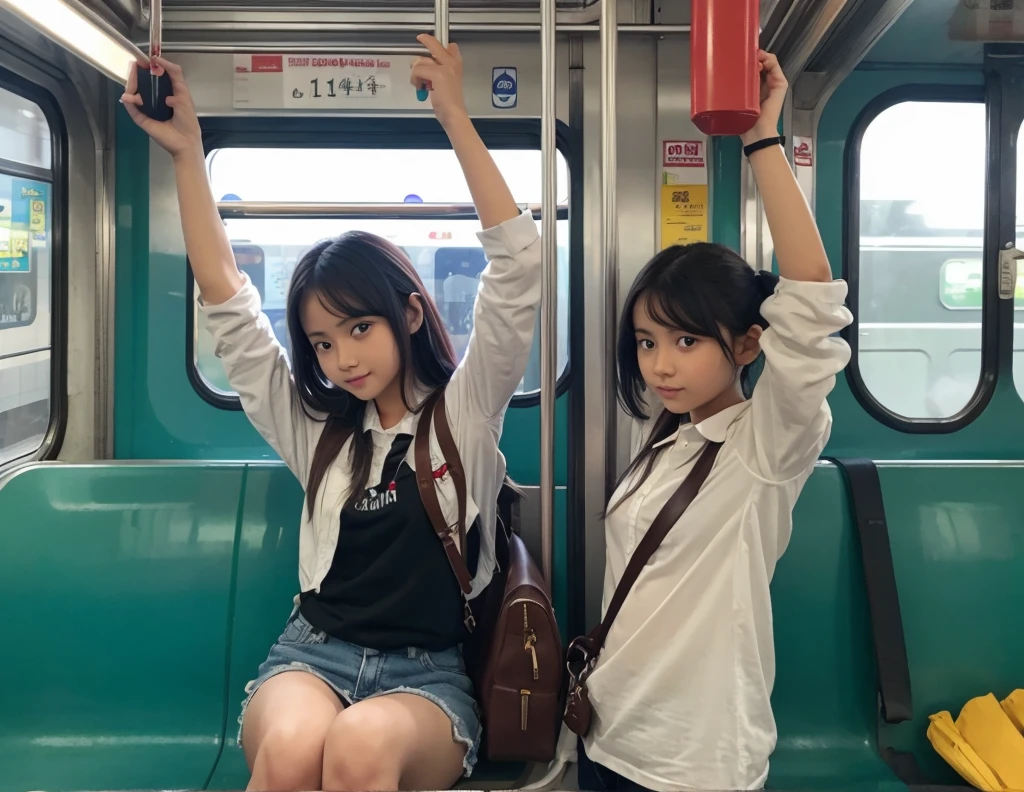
left=432, top=390, right=468, bottom=555
left=414, top=388, right=475, bottom=618
left=572, top=440, right=722, bottom=662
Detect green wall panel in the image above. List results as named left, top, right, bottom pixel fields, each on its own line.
left=813, top=67, right=1024, bottom=460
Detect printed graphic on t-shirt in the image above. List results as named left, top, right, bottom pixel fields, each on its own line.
left=354, top=483, right=398, bottom=512
left=352, top=434, right=448, bottom=513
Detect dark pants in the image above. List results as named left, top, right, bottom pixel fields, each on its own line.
left=577, top=737, right=655, bottom=792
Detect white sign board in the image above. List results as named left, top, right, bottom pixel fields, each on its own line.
left=234, top=54, right=394, bottom=109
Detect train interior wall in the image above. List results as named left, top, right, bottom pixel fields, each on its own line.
left=1, top=0, right=1023, bottom=789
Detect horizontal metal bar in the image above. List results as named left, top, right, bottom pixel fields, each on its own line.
left=161, top=1, right=636, bottom=26
left=160, top=22, right=689, bottom=52
left=162, top=21, right=690, bottom=32
left=217, top=201, right=568, bottom=219
left=0, top=345, right=51, bottom=363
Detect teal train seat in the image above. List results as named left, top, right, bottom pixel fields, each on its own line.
left=1, top=460, right=1021, bottom=791
left=0, top=463, right=247, bottom=792
left=769, top=460, right=1023, bottom=790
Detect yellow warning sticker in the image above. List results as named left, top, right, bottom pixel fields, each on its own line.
left=660, top=183, right=708, bottom=249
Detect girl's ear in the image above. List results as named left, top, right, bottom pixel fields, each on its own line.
left=733, top=324, right=763, bottom=366
left=406, top=293, right=425, bottom=334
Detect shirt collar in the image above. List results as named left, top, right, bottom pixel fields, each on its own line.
left=651, top=399, right=751, bottom=449
left=694, top=400, right=751, bottom=442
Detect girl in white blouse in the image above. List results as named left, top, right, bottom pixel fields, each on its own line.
left=537, top=50, right=854, bottom=792
left=122, top=35, right=541, bottom=792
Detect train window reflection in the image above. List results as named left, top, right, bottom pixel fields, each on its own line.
left=857, top=100, right=985, bottom=420
left=0, top=86, right=54, bottom=466
left=193, top=147, right=570, bottom=401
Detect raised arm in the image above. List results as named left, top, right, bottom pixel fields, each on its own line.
left=740, top=51, right=852, bottom=481
left=412, top=35, right=521, bottom=230
left=121, top=59, right=316, bottom=480
left=122, top=58, right=243, bottom=305
left=411, top=37, right=543, bottom=422
left=741, top=51, right=831, bottom=285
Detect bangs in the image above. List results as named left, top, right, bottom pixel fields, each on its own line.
left=308, top=248, right=396, bottom=321
left=638, top=268, right=721, bottom=340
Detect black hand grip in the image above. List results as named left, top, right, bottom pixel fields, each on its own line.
left=135, top=64, right=174, bottom=122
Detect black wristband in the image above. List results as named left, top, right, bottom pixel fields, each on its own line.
left=743, top=135, right=785, bottom=158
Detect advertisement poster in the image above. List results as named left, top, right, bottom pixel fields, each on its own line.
left=660, top=184, right=708, bottom=248
left=0, top=175, right=50, bottom=329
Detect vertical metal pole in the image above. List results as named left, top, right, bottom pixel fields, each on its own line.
left=539, top=0, right=557, bottom=585
left=435, top=0, right=449, bottom=47
left=601, top=0, right=618, bottom=498
left=150, top=0, right=162, bottom=58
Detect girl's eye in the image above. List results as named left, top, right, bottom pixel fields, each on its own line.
left=314, top=341, right=331, bottom=352
left=352, top=322, right=372, bottom=337
left=678, top=336, right=697, bottom=348
left=636, top=338, right=654, bottom=351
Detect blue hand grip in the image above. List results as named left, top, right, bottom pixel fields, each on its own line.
left=416, top=87, right=429, bottom=102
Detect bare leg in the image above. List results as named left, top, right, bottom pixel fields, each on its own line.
left=321, top=692, right=468, bottom=791
left=242, top=670, right=346, bottom=791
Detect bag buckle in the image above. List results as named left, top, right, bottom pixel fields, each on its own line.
left=463, top=601, right=476, bottom=631
left=565, top=635, right=596, bottom=687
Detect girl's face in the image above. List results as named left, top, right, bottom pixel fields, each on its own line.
left=632, top=293, right=761, bottom=417
left=301, top=291, right=423, bottom=409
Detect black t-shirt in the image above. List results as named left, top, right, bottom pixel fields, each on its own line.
left=299, top=433, right=478, bottom=652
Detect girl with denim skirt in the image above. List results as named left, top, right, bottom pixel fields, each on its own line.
left=122, top=34, right=541, bottom=792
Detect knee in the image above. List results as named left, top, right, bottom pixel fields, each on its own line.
left=252, top=720, right=329, bottom=790
left=322, top=712, right=401, bottom=792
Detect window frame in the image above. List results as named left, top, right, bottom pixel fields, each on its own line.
left=185, top=115, right=574, bottom=411
left=0, top=66, right=68, bottom=468
left=843, top=83, right=995, bottom=433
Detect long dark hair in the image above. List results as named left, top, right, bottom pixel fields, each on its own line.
left=286, top=232, right=456, bottom=515
left=607, top=243, right=779, bottom=514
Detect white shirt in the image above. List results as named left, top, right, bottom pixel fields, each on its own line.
left=530, top=277, right=853, bottom=792
left=199, top=210, right=541, bottom=601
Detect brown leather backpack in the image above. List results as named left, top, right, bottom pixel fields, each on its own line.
left=414, top=387, right=563, bottom=763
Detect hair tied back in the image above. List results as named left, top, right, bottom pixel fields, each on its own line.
left=754, top=269, right=780, bottom=301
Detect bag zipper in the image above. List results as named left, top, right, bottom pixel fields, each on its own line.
left=521, top=689, right=531, bottom=730
left=523, top=602, right=539, bottom=680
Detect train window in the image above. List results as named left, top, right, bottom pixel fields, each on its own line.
left=191, top=147, right=570, bottom=403
left=855, top=99, right=985, bottom=421
left=0, top=84, right=55, bottom=466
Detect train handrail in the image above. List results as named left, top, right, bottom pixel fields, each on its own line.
left=539, top=0, right=556, bottom=586
left=162, top=25, right=690, bottom=54
left=601, top=0, right=618, bottom=498
left=435, top=0, right=449, bottom=48
left=161, top=0, right=449, bottom=60
left=214, top=201, right=568, bottom=219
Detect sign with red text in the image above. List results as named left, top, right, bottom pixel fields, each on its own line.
left=233, top=54, right=393, bottom=109
left=663, top=140, right=705, bottom=168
